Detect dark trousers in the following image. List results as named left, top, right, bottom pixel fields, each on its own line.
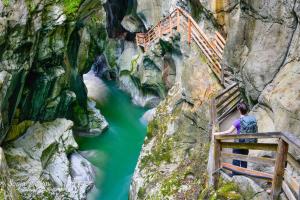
left=232, top=149, right=249, bottom=175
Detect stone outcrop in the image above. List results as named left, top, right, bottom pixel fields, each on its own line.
left=129, top=35, right=222, bottom=199
left=223, top=0, right=300, bottom=135
left=3, top=119, right=95, bottom=199
left=0, top=0, right=107, bottom=143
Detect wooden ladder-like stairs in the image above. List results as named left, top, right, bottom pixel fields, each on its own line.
left=135, top=7, right=235, bottom=87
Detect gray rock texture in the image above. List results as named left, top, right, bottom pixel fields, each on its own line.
left=0, top=0, right=107, bottom=143
left=3, top=119, right=95, bottom=199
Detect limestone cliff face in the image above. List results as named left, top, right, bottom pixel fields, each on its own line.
left=0, top=0, right=108, bottom=198
left=130, top=38, right=222, bottom=200
left=0, top=0, right=107, bottom=143
left=223, top=0, right=300, bottom=136
left=117, top=0, right=223, bottom=107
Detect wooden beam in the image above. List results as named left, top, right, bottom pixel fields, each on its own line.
left=217, top=100, right=239, bottom=123
left=221, top=142, right=278, bottom=151
left=215, top=83, right=238, bottom=99
left=282, top=132, right=300, bottom=151
left=188, top=18, right=191, bottom=45
left=272, top=139, right=289, bottom=200
left=215, top=31, right=226, bottom=45
left=213, top=138, right=222, bottom=189
left=216, top=87, right=240, bottom=108
left=282, top=181, right=297, bottom=200
left=221, top=162, right=273, bottom=180
left=221, top=152, right=276, bottom=166
left=215, top=132, right=282, bottom=140
left=287, top=153, right=300, bottom=173
left=177, top=9, right=180, bottom=31
left=284, top=173, right=300, bottom=199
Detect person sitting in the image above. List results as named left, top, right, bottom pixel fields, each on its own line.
left=213, top=102, right=258, bottom=172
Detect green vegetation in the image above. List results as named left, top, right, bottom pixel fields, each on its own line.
left=0, top=188, right=4, bottom=200
left=199, top=180, right=243, bottom=200
left=104, top=40, right=118, bottom=68
left=161, top=173, right=182, bottom=196
left=3, top=0, right=9, bottom=7
left=63, top=0, right=81, bottom=16
left=137, top=187, right=146, bottom=199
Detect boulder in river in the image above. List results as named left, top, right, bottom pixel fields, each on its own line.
left=3, top=119, right=95, bottom=199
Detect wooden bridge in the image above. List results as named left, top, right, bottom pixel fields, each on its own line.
left=135, top=7, right=233, bottom=86
left=210, top=85, right=300, bottom=200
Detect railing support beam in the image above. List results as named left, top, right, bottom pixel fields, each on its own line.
left=188, top=18, right=191, bottom=45
left=271, top=138, right=288, bottom=200
left=213, top=137, right=221, bottom=189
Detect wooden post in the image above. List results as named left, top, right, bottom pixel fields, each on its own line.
left=271, top=138, right=288, bottom=200
left=169, top=16, right=172, bottom=33
left=221, top=64, right=225, bottom=86
left=188, top=18, right=192, bottom=45
left=213, top=137, right=221, bottom=189
left=159, top=22, right=162, bottom=37
left=177, top=9, right=180, bottom=32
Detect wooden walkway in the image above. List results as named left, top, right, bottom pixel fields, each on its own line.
left=136, top=7, right=300, bottom=199
left=135, top=7, right=232, bottom=86
left=210, top=87, right=300, bottom=200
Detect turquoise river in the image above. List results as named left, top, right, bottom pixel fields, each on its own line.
left=76, top=79, right=147, bottom=200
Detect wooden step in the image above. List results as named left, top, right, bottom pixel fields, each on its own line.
left=221, top=162, right=273, bottom=180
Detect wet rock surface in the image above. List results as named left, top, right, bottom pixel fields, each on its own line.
left=3, top=119, right=95, bottom=200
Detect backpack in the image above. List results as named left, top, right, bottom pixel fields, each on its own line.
left=237, top=116, right=258, bottom=143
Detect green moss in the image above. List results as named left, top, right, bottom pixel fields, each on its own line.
left=3, top=0, right=9, bottom=7
left=5, top=120, right=34, bottom=142
left=63, top=0, right=82, bottom=16
left=104, top=40, right=118, bottom=68
left=137, top=187, right=146, bottom=199
left=200, top=180, right=243, bottom=200
left=0, top=188, right=4, bottom=200
left=161, top=173, right=182, bottom=196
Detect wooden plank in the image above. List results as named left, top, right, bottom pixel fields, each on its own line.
left=217, top=94, right=241, bottom=114
left=191, top=27, right=222, bottom=63
left=215, top=31, right=226, bottom=45
left=177, top=9, right=180, bottom=31
left=284, top=173, right=300, bottom=199
left=221, top=162, right=273, bottom=180
left=192, top=34, right=222, bottom=77
left=216, top=87, right=240, bottom=108
left=213, top=138, right=222, bottom=189
left=287, top=153, right=300, bottom=173
left=191, top=31, right=222, bottom=74
left=221, top=152, right=276, bottom=165
left=282, top=132, right=300, bottom=151
left=210, top=98, right=217, bottom=126
left=282, top=181, right=297, bottom=200
left=215, top=83, right=238, bottom=99
left=216, top=132, right=282, bottom=140
left=272, top=139, right=289, bottom=199
left=217, top=99, right=239, bottom=123
left=221, top=142, right=278, bottom=151
left=188, top=18, right=191, bottom=45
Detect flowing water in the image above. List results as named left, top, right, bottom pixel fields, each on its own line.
left=77, top=73, right=147, bottom=200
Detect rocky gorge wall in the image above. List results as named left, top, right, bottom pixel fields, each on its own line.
left=0, top=0, right=110, bottom=198
left=125, top=0, right=300, bottom=199
left=0, top=0, right=108, bottom=143
left=223, top=0, right=300, bottom=137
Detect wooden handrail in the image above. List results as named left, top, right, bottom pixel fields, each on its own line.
left=135, top=7, right=226, bottom=84
left=213, top=132, right=300, bottom=200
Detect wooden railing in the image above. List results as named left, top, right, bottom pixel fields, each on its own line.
left=213, top=132, right=300, bottom=200
left=136, top=7, right=226, bottom=84
left=210, top=85, right=300, bottom=200
left=210, top=82, right=241, bottom=127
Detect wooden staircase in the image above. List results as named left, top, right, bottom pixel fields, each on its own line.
left=135, top=7, right=234, bottom=87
